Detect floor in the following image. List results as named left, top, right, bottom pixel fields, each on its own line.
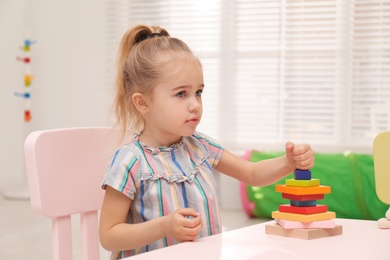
left=0, top=194, right=267, bottom=259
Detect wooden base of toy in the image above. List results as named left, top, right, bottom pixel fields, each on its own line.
left=265, top=223, right=343, bottom=240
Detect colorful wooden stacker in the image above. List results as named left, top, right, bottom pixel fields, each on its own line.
left=265, top=169, right=343, bottom=239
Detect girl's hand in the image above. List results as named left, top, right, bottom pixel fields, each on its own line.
left=285, top=142, right=315, bottom=170
left=162, top=208, right=202, bottom=242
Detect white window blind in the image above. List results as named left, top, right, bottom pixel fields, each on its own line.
left=106, top=0, right=390, bottom=153
left=350, top=1, right=390, bottom=148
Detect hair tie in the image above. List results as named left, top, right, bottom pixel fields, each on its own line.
left=148, top=33, right=162, bottom=38
left=135, top=32, right=163, bottom=44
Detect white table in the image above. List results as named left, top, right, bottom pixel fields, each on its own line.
left=126, top=218, right=390, bottom=260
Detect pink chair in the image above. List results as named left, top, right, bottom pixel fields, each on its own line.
left=24, top=127, right=122, bottom=260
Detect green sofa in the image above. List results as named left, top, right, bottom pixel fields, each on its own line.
left=240, top=150, right=388, bottom=220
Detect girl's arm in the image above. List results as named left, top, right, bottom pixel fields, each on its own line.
left=99, top=186, right=202, bottom=252
left=215, top=142, right=314, bottom=187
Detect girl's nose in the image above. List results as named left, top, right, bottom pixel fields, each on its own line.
left=189, top=97, right=201, bottom=112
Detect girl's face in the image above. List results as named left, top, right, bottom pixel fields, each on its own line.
left=142, top=55, right=204, bottom=148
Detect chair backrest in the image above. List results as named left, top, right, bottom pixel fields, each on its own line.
left=24, top=127, right=123, bottom=260
left=373, top=131, right=390, bottom=205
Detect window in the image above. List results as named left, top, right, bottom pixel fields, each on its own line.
left=106, top=0, right=390, bottom=153
left=350, top=1, right=390, bottom=150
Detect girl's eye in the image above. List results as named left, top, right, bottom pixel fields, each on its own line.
left=196, top=89, right=203, bottom=96
left=176, top=91, right=186, bottom=97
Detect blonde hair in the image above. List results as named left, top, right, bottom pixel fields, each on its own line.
left=114, top=24, right=195, bottom=139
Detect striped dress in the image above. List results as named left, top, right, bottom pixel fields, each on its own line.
left=102, top=131, right=224, bottom=259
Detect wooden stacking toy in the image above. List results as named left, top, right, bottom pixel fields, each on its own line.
left=265, top=169, right=343, bottom=239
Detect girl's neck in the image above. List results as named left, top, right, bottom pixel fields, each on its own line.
left=138, top=129, right=182, bottom=149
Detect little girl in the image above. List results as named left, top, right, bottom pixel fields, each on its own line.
left=99, top=24, right=315, bottom=259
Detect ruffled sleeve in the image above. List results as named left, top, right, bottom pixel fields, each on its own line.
left=190, top=131, right=224, bottom=169
left=102, top=145, right=140, bottom=200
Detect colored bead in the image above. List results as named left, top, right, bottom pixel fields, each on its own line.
left=294, top=169, right=312, bottom=180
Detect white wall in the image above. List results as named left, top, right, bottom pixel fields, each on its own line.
left=0, top=0, right=112, bottom=192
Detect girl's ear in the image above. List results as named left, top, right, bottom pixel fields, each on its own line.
left=132, top=93, right=149, bottom=113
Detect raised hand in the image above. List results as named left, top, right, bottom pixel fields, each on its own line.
left=285, top=142, right=315, bottom=170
